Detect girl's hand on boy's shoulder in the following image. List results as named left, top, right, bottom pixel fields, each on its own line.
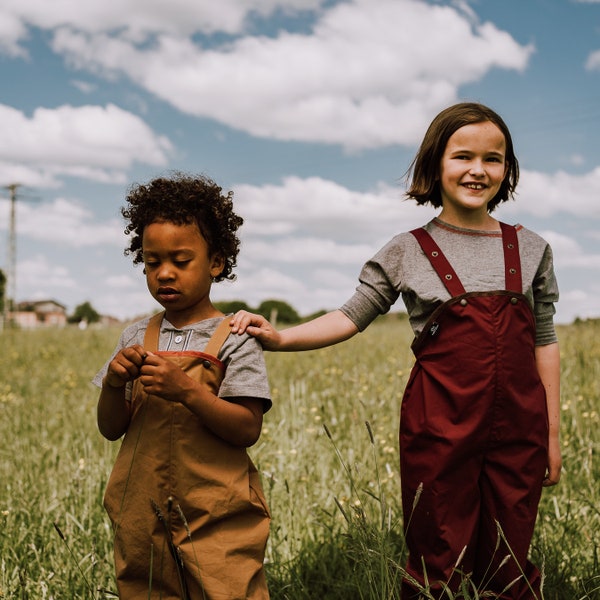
left=104, top=344, right=147, bottom=388
left=230, top=310, right=281, bottom=350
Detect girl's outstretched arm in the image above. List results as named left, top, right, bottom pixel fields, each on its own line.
left=230, top=309, right=359, bottom=351
left=535, top=341, right=562, bottom=487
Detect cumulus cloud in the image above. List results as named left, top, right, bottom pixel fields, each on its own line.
left=0, top=9, right=28, bottom=57
left=43, top=0, right=532, bottom=150
left=17, top=254, right=78, bottom=293
left=0, top=103, right=173, bottom=185
left=585, top=49, right=600, bottom=70
left=502, top=168, right=600, bottom=218
left=1, top=0, right=325, bottom=42
left=539, top=231, right=600, bottom=269
left=236, top=176, right=437, bottom=243
left=0, top=196, right=123, bottom=246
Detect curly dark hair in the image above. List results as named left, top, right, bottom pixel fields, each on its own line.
left=405, top=102, right=519, bottom=212
left=121, top=172, right=243, bottom=282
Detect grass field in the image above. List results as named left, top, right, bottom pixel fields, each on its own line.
left=0, top=316, right=598, bottom=599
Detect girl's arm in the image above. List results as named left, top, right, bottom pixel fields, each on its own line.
left=535, top=342, right=561, bottom=486
left=139, top=352, right=263, bottom=447
left=230, top=309, right=359, bottom=351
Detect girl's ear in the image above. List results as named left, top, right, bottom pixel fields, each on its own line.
left=210, top=254, right=225, bottom=279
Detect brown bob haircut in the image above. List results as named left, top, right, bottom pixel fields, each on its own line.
left=405, top=102, right=519, bottom=212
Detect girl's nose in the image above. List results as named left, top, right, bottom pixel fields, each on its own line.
left=468, top=160, right=485, bottom=176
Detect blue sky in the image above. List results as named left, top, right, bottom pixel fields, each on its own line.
left=1, top=0, right=599, bottom=324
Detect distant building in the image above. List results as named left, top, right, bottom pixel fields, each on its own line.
left=11, top=299, right=67, bottom=329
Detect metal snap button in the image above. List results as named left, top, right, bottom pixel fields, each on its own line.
left=510, top=297, right=518, bottom=305
left=202, top=359, right=212, bottom=369
left=460, top=299, right=468, bottom=306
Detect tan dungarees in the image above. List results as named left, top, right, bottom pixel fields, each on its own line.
left=104, top=313, right=270, bottom=599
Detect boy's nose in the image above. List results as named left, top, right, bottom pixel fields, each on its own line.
left=157, top=264, right=175, bottom=280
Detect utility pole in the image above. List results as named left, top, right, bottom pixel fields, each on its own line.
left=2, top=184, right=20, bottom=330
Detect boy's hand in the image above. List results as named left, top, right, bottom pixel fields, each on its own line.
left=139, top=352, right=191, bottom=402
left=104, top=344, right=147, bottom=388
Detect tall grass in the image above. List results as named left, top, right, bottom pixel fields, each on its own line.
left=0, top=316, right=598, bottom=599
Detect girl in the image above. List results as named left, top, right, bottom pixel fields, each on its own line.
left=231, top=103, right=561, bottom=599
left=95, top=173, right=271, bottom=600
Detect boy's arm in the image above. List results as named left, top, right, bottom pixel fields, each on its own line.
left=97, top=344, right=146, bottom=441
left=231, top=309, right=359, bottom=351
left=139, top=352, right=264, bottom=447
left=97, top=382, right=131, bottom=441
left=535, top=342, right=561, bottom=487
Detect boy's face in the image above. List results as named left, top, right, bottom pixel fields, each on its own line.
left=142, top=220, right=224, bottom=326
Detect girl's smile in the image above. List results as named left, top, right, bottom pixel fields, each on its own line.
left=438, top=120, right=507, bottom=229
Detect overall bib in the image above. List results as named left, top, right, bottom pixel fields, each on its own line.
left=400, top=223, right=548, bottom=599
left=104, top=314, right=270, bottom=600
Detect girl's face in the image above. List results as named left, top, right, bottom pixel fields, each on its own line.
left=438, top=120, right=507, bottom=228
left=142, top=220, right=224, bottom=327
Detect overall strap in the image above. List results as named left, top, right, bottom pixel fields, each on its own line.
left=143, top=311, right=164, bottom=352
left=499, top=222, right=523, bottom=293
left=203, top=318, right=233, bottom=358
left=410, top=227, right=466, bottom=297
left=142, top=312, right=232, bottom=358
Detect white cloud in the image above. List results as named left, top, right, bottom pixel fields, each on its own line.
left=17, top=254, right=78, bottom=295
left=45, top=0, right=533, bottom=150
left=497, top=167, right=600, bottom=218
left=556, top=287, right=600, bottom=323
left=539, top=231, right=600, bottom=270
left=0, top=103, right=173, bottom=185
left=70, top=79, right=97, bottom=94
left=244, top=237, right=374, bottom=265
left=236, top=176, right=437, bottom=244
left=585, top=49, right=600, bottom=70
left=0, top=197, right=123, bottom=247
left=1, top=0, right=325, bottom=42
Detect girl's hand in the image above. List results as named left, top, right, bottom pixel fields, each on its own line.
left=230, top=310, right=282, bottom=350
left=543, top=435, right=562, bottom=487
left=104, top=344, right=147, bottom=388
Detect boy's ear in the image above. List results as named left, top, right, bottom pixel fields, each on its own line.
left=210, top=254, right=225, bottom=278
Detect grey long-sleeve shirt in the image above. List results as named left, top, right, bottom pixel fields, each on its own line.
left=341, top=218, right=559, bottom=346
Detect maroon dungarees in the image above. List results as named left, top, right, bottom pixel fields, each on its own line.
left=400, top=223, right=548, bottom=599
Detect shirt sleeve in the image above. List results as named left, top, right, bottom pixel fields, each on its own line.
left=340, top=238, right=403, bottom=331
left=533, top=243, right=559, bottom=346
left=219, top=333, right=272, bottom=412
